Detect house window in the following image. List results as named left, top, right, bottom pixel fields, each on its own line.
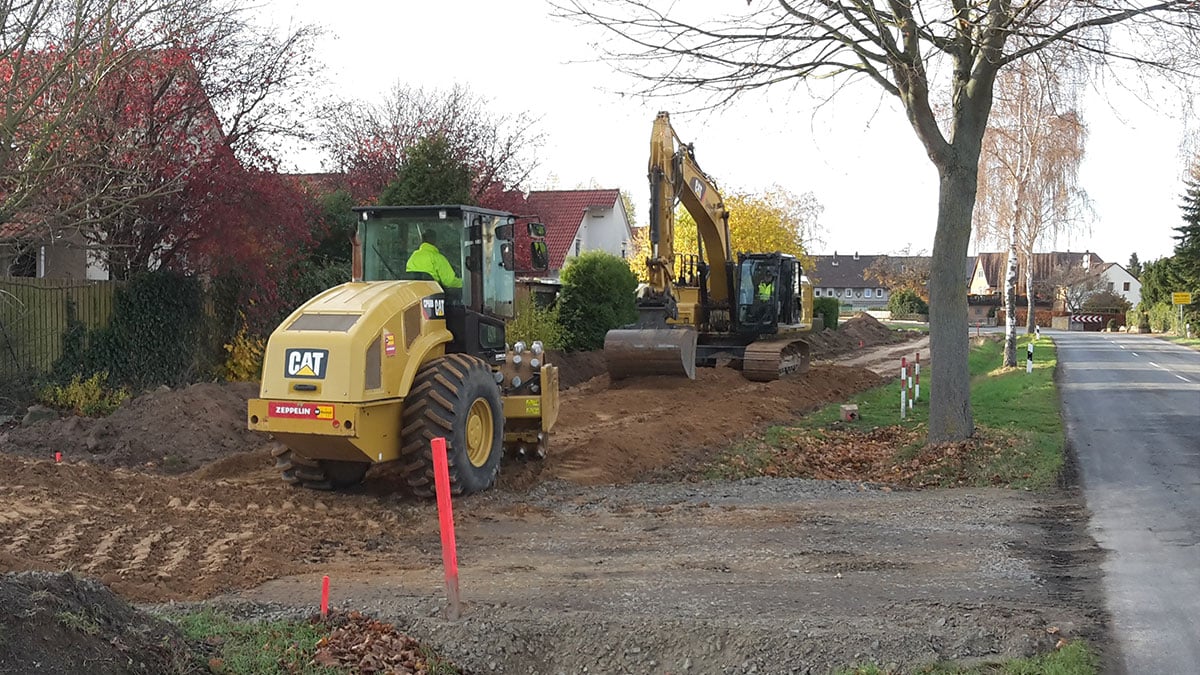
left=621, top=241, right=627, bottom=259
left=1107, top=281, right=1114, bottom=291
left=876, top=289, right=883, bottom=298
left=814, top=289, right=821, bottom=297
left=574, top=239, right=581, bottom=256
left=845, top=287, right=853, bottom=296
left=1123, top=282, right=1130, bottom=291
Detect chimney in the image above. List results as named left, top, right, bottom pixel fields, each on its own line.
left=853, top=251, right=859, bottom=260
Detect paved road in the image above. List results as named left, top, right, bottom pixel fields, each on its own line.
left=1055, top=331, right=1200, bottom=673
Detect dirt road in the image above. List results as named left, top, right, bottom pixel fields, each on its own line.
left=0, top=321, right=1109, bottom=672
left=201, top=479, right=1105, bottom=674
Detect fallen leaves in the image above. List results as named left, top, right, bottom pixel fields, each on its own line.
left=308, top=610, right=455, bottom=674
left=705, top=424, right=1014, bottom=488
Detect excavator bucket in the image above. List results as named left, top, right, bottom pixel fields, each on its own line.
left=603, top=327, right=698, bottom=380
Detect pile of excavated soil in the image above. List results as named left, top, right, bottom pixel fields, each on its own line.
left=0, top=382, right=264, bottom=473
left=500, top=363, right=886, bottom=489
left=0, top=571, right=204, bottom=674
left=545, top=349, right=607, bottom=389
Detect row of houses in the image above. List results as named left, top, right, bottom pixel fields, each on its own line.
left=811, top=250, right=1142, bottom=318
left=2, top=180, right=1140, bottom=322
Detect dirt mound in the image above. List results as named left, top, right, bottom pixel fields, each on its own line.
left=1, top=381, right=263, bottom=472
left=807, top=313, right=916, bottom=360
left=501, top=363, right=886, bottom=489
left=546, top=349, right=608, bottom=389
left=0, top=571, right=202, bottom=674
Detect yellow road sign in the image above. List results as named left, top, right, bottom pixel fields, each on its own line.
left=1172, top=292, right=1193, bottom=305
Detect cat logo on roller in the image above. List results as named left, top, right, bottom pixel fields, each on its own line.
left=285, top=349, right=328, bottom=379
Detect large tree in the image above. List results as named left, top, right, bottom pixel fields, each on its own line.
left=1176, top=160, right=1200, bottom=288
left=974, top=58, right=1088, bottom=366
left=557, top=0, right=1200, bottom=442
left=321, top=84, right=544, bottom=204
left=1, top=0, right=324, bottom=285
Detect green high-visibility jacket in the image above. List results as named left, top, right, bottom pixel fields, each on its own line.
left=757, top=281, right=773, bottom=302
left=406, top=242, right=462, bottom=288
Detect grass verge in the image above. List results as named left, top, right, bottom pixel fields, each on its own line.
left=703, top=334, right=1063, bottom=489
left=169, top=610, right=460, bottom=675
left=838, top=640, right=1098, bottom=674
left=1156, top=334, right=1200, bottom=350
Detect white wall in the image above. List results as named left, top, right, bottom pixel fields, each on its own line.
left=1099, top=265, right=1141, bottom=307
left=581, top=205, right=631, bottom=259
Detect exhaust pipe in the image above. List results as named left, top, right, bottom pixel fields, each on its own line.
left=351, top=232, right=363, bottom=282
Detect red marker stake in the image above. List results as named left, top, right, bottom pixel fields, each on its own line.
left=320, top=574, right=330, bottom=619
left=432, top=437, right=462, bottom=619
left=54, top=452, right=61, bottom=463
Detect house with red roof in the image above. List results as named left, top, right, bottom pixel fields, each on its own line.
left=499, top=188, right=633, bottom=306
left=521, top=189, right=632, bottom=273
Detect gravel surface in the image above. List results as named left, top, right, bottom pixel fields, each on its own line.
left=148, top=478, right=1108, bottom=674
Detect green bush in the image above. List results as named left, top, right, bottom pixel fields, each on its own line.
left=813, top=297, right=840, bottom=331
left=557, top=251, right=638, bottom=351
left=887, top=288, right=929, bottom=316
left=38, top=371, right=129, bottom=416
left=51, top=271, right=206, bottom=390
left=506, top=298, right=565, bottom=350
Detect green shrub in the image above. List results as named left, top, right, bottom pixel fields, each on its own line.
left=557, top=251, right=638, bottom=351
left=1147, top=302, right=1176, bottom=333
left=50, top=271, right=205, bottom=389
left=38, top=371, right=128, bottom=416
left=506, top=298, right=565, bottom=350
left=813, top=297, right=840, bottom=331
left=887, top=288, right=929, bottom=316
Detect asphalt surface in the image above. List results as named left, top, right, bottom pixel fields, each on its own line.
left=1055, top=330, right=1200, bottom=674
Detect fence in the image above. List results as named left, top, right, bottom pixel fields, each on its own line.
left=0, top=278, right=122, bottom=376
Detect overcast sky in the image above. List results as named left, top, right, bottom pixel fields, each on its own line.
left=258, top=0, right=1193, bottom=266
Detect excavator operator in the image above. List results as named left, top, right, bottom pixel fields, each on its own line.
left=406, top=230, right=462, bottom=289
left=749, top=268, right=777, bottom=324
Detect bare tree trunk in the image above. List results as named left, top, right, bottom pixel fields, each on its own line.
left=928, top=161, right=976, bottom=443
left=1004, top=232, right=1018, bottom=367
left=1025, top=266, right=1037, bottom=334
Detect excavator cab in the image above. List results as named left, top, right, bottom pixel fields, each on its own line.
left=735, top=253, right=802, bottom=333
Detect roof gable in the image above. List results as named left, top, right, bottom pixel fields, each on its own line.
left=523, top=189, right=621, bottom=269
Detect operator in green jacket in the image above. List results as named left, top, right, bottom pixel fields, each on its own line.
left=406, top=230, right=462, bottom=289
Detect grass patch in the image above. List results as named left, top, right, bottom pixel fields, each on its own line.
left=703, top=334, right=1064, bottom=489
left=1157, top=334, right=1200, bottom=350
left=172, top=610, right=337, bottom=675
left=837, top=640, right=1097, bottom=674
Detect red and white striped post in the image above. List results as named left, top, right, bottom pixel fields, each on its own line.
left=431, top=437, right=462, bottom=619
left=900, top=356, right=908, bottom=419
left=914, top=352, right=921, bottom=402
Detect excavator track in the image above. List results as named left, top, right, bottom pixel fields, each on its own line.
left=741, top=337, right=812, bottom=382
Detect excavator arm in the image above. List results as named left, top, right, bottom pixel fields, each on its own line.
left=647, top=111, right=733, bottom=308
left=605, top=111, right=733, bottom=379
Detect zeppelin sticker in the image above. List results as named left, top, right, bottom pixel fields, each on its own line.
left=268, top=402, right=335, bottom=420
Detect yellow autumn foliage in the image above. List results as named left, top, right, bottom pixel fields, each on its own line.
left=627, top=187, right=821, bottom=282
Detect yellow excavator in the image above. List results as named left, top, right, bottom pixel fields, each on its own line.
left=604, top=111, right=816, bottom=381
left=247, top=205, right=559, bottom=496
